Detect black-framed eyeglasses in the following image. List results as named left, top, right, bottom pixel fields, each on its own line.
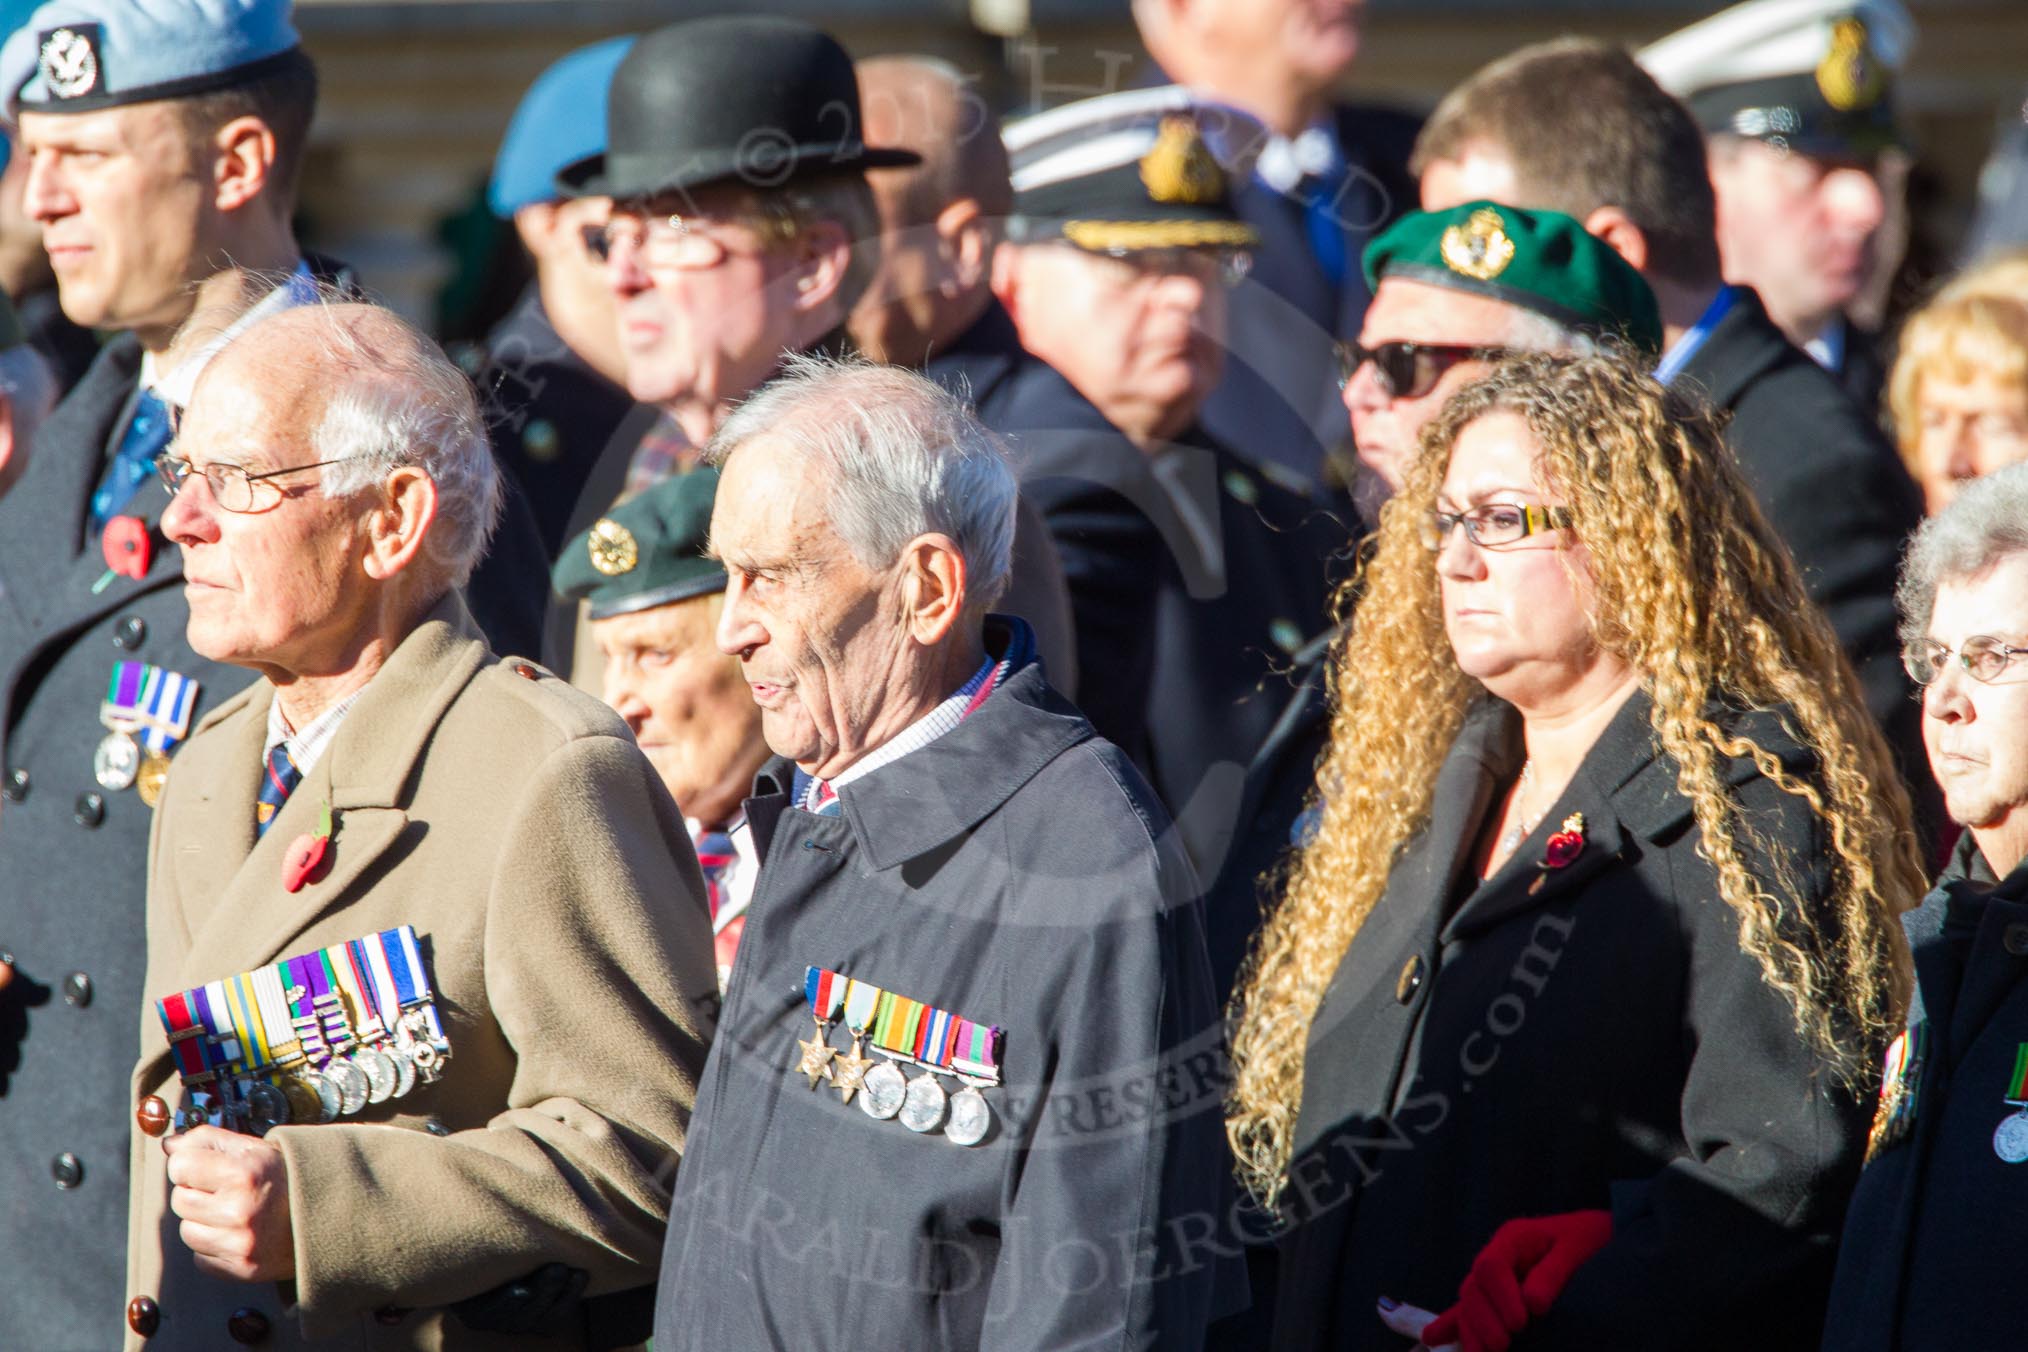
left=1422, top=503, right=1574, bottom=551
left=155, top=454, right=359, bottom=514
left=1902, top=635, right=2028, bottom=686
left=1336, top=340, right=1515, bottom=399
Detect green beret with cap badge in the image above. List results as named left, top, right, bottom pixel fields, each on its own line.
left=1362, top=200, right=1664, bottom=353
left=553, top=469, right=726, bottom=621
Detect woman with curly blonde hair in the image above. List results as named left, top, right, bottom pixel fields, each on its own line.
left=1229, top=352, right=1925, bottom=1352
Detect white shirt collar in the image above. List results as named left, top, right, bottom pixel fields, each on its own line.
left=1255, top=121, right=1341, bottom=195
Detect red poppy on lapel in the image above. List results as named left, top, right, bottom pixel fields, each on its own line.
left=1541, top=812, right=1586, bottom=870
left=103, top=515, right=151, bottom=579
left=282, top=801, right=334, bottom=893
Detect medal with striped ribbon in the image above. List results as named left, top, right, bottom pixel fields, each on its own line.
left=1995, top=1044, right=2028, bottom=1164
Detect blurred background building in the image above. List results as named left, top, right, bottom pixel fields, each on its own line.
left=236, top=0, right=2028, bottom=335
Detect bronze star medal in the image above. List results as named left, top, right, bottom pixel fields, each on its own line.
left=831, top=1038, right=874, bottom=1105
left=796, top=1026, right=836, bottom=1088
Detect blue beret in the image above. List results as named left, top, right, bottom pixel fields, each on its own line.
left=488, top=35, right=634, bottom=218
left=2, top=0, right=300, bottom=117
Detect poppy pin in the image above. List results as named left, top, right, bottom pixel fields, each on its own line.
left=1541, top=812, right=1586, bottom=870
left=282, top=801, right=334, bottom=894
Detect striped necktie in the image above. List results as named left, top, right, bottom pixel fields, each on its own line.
left=694, top=827, right=737, bottom=919
left=809, top=781, right=842, bottom=817
left=255, top=743, right=301, bottom=837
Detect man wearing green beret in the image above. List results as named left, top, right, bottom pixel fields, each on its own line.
left=1341, top=199, right=1660, bottom=498
left=554, top=470, right=767, bottom=991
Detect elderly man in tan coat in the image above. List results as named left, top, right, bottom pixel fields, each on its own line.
left=123, top=301, right=716, bottom=1349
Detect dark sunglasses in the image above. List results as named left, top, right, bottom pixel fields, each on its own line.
left=1335, top=340, right=1516, bottom=400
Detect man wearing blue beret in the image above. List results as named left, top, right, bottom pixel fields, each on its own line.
left=477, top=36, right=652, bottom=562
left=0, top=1, right=523, bottom=1341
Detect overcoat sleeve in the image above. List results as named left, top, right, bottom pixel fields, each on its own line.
left=1526, top=773, right=1872, bottom=1348
left=979, top=758, right=1233, bottom=1350
left=276, top=733, right=715, bottom=1332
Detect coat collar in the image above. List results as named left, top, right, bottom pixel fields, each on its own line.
left=1673, top=284, right=1792, bottom=412
left=1438, top=690, right=1813, bottom=942
left=171, top=592, right=488, bottom=986
left=744, top=617, right=1092, bottom=872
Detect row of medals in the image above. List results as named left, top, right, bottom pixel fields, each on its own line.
left=180, top=997, right=448, bottom=1136
left=799, top=1021, right=994, bottom=1147
left=95, top=725, right=170, bottom=806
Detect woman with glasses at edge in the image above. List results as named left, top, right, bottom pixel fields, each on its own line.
left=1227, top=352, right=1924, bottom=1352
left=1823, top=461, right=2028, bottom=1352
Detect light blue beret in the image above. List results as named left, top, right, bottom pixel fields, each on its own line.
left=1, top=0, right=300, bottom=116
left=488, top=35, right=634, bottom=219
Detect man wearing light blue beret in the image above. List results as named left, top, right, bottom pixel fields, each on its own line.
left=0, top=4, right=323, bottom=1343
left=475, top=35, right=651, bottom=562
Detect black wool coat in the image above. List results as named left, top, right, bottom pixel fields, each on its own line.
left=1672, top=287, right=1931, bottom=833
left=1272, top=691, right=1871, bottom=1351
left=1821, top=833, right=2028, bottom=1352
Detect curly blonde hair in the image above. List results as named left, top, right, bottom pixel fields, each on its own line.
left=1226, top=352, right=1925, bottom=1207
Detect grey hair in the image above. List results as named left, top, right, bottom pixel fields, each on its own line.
left=704, top=352, right=1017, bottom=610
left=774, top=174, right=883, bottom=316
left=1503, top=307, right=1601, bottom=356
left=1897, top=462, right=2028, bottom=647
left=276, top=304, right=504, bottom=594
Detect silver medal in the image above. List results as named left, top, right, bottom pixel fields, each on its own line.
left=94, top=730, right=140, bottom=791
left=386, top=1045, right=417, bottom=1098
left=328, top=1059, right=370, bottom=1116
left=1994, top=1109, right=2028, bottom=1164
left=859, top=1060, right=908, bottom=1120
left=945, top=1086, right=992, bottom=1146
left=245, top=1082, right=291, bottom=1134
left=354, top=1046, right=398, bottom=1104
left=899, top=1072, right=949, bottom=1134
left=306, top=1070, right=343, bottom=1124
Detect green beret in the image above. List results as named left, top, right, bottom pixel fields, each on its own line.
left=553, top=468, right=726, bottom=621
left=1361, top=201, right=1663, bottom=353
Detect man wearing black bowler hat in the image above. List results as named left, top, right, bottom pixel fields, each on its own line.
left=551, top=14, right=915, bottom=529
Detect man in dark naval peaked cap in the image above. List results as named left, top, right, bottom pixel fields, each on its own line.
left=994, top=87, right=1351, bottom=882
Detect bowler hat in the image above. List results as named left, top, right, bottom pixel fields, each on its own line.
left=557, top=15, right=917, bottom=202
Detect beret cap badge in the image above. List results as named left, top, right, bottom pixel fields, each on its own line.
left=588, top=518, right=639, bottom=577
left=38, top=26, right=100, bottom=100
left=1815, top=17, right=1884, bottom=113
left=1440, top=207, right=1517, bottom=281
left=1138, top=116, right=1225, bottom=206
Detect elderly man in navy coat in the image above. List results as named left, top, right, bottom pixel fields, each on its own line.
left=652, top=353, right=1235, bottom=1350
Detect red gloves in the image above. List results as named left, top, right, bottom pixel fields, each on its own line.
left=1420, top=1210, right=1612, bottom=1352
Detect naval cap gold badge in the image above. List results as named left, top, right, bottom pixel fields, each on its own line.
left=1139, top=115, right=1226, bottom=206
left=1440, top=207, right=1517, bottom=281
left=1816, top=16, right=1885, bottom=113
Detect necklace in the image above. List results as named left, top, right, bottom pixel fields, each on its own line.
left=1495, top=759, right=1540, bottom=860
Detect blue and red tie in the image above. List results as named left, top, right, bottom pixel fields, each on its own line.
left=255, top=744, right=301, bottom=837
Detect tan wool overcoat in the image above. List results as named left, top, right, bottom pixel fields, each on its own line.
left=124, top=597, right=717, bottom=1350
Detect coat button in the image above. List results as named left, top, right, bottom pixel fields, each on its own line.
left=513, top=662, right=539, bottom=681
left=51, top=1151, right=82, bottom=1188
left=423, top=1118, right=450, bottom=1137
left=136, top=1096, right=171, bottom=1138
left=62, top=971, right=92, bottom=1007
left=112, top=615, right=148, bottom=650
left=73, top=792, right=105, bottom=828
left=3, top=768, right=27, bottom=802
left=128, top=1295, right=161, bottom=1337
left=1395, top=955, right=1426, bottom=1005
left=2006, top=923, right=2028, bottom=957
left=227, top=1307, right=271, bottom=1343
